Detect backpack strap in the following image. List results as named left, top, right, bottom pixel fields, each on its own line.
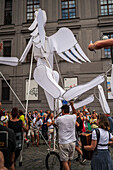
left=109, top=132, right=110, bottom=141
left=95, top=128, right=100, bottom=144
left=94, top=128, right=100, bottom=151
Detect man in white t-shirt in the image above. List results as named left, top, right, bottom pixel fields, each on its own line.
left=54, top=105, right=77, bottom=170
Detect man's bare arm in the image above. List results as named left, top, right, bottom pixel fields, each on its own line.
left=70, top=101, right=77, bottom=115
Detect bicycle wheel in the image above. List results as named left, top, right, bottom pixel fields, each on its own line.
left=45, top=151, right=62, bottom=170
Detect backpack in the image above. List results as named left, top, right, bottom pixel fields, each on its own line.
left=8, top=120, right=23, bottom=150
left=0, top=131, right=8, bottom=150
left=95, top=128, right=110, bottom=150
left=81, top=129, right=110, bottom=160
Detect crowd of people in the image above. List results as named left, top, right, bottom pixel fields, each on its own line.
left=0, top=101, right=113, bottom=170
left=0, top=102, right=57, bottom=169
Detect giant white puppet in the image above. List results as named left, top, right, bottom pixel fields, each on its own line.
left=0, top=9, right=106, bottom=111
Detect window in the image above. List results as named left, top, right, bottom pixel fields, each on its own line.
left=4, top=0, right=12, bottom=25
left=100, top=0, right=113, bottom=16
left=2, top=80, right=10, bottom=101
left=27, top=0, right=40, bottom=21
left=103, top=33, right=113, bottom=58
left=3, top=41, right=11, bottom=57
left=61, top=0, right=76, bottom=19
left=25, top=79, right=38, bottom=100
left=107, top=76, right=113, bottom=99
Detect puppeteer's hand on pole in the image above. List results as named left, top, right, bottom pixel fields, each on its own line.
left=70, top=101, right=74, bottom=106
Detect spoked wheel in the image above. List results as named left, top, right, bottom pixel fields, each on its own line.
left=45, top=151, right=62, bottom=170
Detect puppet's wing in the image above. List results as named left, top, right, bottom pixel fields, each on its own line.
left=98, top=85, right=110, bottom=114
left=49, top=27, right=91, bottom=64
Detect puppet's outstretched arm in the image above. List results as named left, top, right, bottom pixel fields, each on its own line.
left=88, top=39, right=113, bottom=51
left=0, top=57, right=19, bottom=66
left=0, top=42, right=19, bottom=66
left=0, top=37, right=33, bottom=66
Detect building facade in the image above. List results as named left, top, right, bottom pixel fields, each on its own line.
left=0, top=0, right=113, bottom=114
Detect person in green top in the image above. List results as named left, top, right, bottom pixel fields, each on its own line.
left=19, top=110, right=25, bottom=125
left=90, top=110, right=98, bottom=130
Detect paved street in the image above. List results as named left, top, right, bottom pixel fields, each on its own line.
left=16, top=141, right=113, bottom=170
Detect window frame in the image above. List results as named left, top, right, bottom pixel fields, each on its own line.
left=100, top=0, right=113, bottom=16
left=61, top=0, right=76, bottom=19
left=4, top=0, right=12, bottom=25
left=2, top=80, right=10, bottom=101
left=26, top=0, right=40, bottom=22
left=3, top=40, right=11, bottom=57
left=103, top=33, right=113, bottom=58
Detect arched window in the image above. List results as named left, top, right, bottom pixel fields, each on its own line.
left=61, top=0, right=76, bottom=19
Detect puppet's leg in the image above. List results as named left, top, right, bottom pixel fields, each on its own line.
left=98, top=85, right=110, bottom=114
left=34, top=64, right=65, bottom=99
left=44, top=90, right=62, bottom=111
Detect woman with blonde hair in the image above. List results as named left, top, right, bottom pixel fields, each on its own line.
left=84, top=113, right=113, bottom=170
